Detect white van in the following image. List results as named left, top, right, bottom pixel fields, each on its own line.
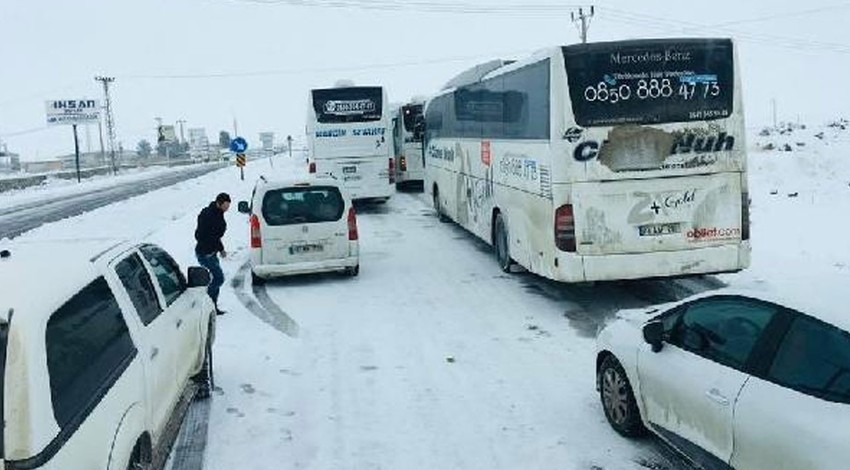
left=238, top=177, right=360, bottom=283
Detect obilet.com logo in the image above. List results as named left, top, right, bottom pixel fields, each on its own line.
left=687, top=227, right=741, bottom=241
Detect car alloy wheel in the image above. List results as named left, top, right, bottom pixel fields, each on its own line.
left=598, top=355, right=645, bottom=437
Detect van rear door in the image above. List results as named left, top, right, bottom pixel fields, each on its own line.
left=259, top=185, right=349, bottom=265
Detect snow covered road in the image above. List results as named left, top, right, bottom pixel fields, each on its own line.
left=207, top=189, right=700, bottom=470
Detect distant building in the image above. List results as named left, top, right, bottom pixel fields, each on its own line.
left=23, top=160, right=63, bottom=173
left=0, top=151, right=21, bottom=173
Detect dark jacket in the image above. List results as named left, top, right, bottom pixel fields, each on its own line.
left=195, top=202, right=227, bottom=255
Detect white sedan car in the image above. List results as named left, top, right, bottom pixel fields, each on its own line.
left=596, top=289, right=850, bottom=470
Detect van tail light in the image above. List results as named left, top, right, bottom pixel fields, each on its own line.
left=742, top=192, right=750, bottom=241
left=348, top=207, right=359, bottom=241
left=250, top=214, right=262, bottom=248
left=308, top=161, right=316, bottom=174
left=555, top=204, right=576, bottom=252
left=399, top=155, right=407, bottom=172
left=389, top=158, right=396, bottom=184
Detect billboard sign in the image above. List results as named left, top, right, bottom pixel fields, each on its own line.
left=45, top=99, right=100, bottom=126
left=259, top=132, right=274, bottom=151
left=188, top=128, right=209, bottom=149
left=158, top=125, right=177, bottom=143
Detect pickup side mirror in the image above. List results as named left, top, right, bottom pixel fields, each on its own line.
left=237, top=201, right=250, bottom=214
left=643, top=321, right=665, bottom=353
left=187, top=266, right=211, bottom=288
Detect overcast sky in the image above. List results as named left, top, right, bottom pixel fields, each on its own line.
left=2, top=0, right=849, bottom=160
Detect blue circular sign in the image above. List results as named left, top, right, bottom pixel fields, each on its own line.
left=230, top=137, right=248, bottom=153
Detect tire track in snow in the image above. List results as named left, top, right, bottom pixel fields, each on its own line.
left=231, top=261, right=300, bottom=338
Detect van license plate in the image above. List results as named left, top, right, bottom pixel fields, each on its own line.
left=342, top=166, right=357, bottom=174
left=638, top=223, right=682, bottom=237
left=290, top=244, right=324, bottom=254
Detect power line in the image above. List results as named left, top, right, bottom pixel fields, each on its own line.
left=0, top=126, right=52, bottom=138
left=224, top=0, right=585, bottom=15
left=603, top=7, right=850, bottom=54
left=710, top=2, right=850, bottom=28
left=125, top=50, right=535, bottom=80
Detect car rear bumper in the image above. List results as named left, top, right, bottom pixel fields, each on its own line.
left=552, top=241, right=751, bottom=282
left=252, top=256, right=359, bottom=278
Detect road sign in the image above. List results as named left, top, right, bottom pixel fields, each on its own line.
left=230, top=137, right=248, bottom=153
left=236, top=153, right=246, bottom=167
left=45, top=99, right=100, bottom=126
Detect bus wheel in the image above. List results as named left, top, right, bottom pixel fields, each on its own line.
left=433, top=188, right=449, bottom=223
left=494, top=213, right=513, bottom=272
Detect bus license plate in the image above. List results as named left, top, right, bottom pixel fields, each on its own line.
left=289, top=244, right=324, bottom=254
left=639, top=223, right=681, bottom=237
left=342, top=166, right=357, bottom=174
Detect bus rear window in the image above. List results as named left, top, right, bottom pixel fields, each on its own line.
left=563, top=39, right=734, bottom=127
left=312, top=87, right=383, bottom=124
left=262, top=186, right=345, bottom=226
left=402, top=104, right=423, bottom=132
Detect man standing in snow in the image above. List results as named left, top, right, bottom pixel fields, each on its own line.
left=195, top=192, right=230, bottom=315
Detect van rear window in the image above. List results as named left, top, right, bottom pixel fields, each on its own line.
left=262, top=186, right=345, bottom=226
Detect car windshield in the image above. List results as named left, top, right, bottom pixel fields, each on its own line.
left=261, top=186, right=344, bottom=226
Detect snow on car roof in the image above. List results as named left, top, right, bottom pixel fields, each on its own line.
left=682, top=276, right=850, bottom=332
left=0, top=238, right=129, bottom=319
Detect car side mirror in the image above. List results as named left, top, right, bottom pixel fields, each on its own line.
left=187, top=266, right=211, bottom=288
left=237, top=201, right=250, bottom=214
left=643, top=321, right=665, bottom=353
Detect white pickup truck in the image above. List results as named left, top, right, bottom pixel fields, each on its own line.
left=0, top=240, right=216, bottom=470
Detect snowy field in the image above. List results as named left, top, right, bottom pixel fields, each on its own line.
left=4, top=121, right=849, bottom=470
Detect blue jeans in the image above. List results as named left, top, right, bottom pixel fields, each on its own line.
left=196, top=252, right=224, bottom=304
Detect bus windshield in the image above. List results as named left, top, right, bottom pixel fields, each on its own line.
left=312, top=87, right=383, bottom=124
left=563, top=39, right=734, bottom=127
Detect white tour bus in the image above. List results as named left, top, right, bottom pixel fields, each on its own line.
left=306, top=85, right=394, bottom=202
left=424, top=38, right=750, bottom=283
left=391, top=99, right=426, bottom=187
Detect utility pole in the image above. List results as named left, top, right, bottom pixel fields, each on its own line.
left=570, top=6, right=595, bottom=44
left=176, top=119, right=187, bottom=144
left=98, top=118, right=106, bottom=166
left=95, top=76, right=118, bottom=174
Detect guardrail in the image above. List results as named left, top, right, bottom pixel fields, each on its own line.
left=0, top=160, right=223, bottom=193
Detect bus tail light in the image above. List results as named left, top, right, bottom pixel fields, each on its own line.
left=555, top=204, right=576, bottom=252
left=308, top=161, right=316, bottom=174
left=250, top=214, right=262, bottom=248
left=742, top=192, right=750, bottom=241
left=389, top=158, right=396, bottom=184
left=348, top=207, right=359, bottom=240
left=399, top=155, right=407, bottom=172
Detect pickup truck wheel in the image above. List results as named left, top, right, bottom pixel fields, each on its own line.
left=345, top=265, right=360, bottom=277
left=251, top=271, right=266, bottom=286
left=127, top=440, right=151, bottom=470
left=193, top=325, right=214, bottom=400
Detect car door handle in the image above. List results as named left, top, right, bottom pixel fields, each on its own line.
left=150, top=347, right=159, bottom=360
left=705, top=388, right=730, bottom=406
left=176, top=319, right=183, bottom=329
